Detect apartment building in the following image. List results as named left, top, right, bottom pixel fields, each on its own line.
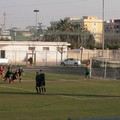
left=50, top=16, right=103, bottom=46
left=82, top=16, right=103, bottom=45
left=104, top=19, right=120, bottom=33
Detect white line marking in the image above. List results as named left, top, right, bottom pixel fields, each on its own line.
left=59, top=95, right=120, bottom=100
left=0, top=85, right=120, bottom=100
left=0, top=85, right=35, bottom=92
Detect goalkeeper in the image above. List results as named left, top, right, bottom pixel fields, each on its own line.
left=85, top=60, right=90, bottom=79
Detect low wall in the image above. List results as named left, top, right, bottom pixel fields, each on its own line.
left=68, top=49, right=120, bottom=61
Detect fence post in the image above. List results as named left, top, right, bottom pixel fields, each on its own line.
left=104, top=60, right=107, bottom=78
left=90, top=58, right=92, bottom=78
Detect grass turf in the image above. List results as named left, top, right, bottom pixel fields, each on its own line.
left=0, top=71, right=120, bottom=120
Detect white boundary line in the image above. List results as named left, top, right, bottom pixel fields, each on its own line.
left=0, top=85, right=120, bottom=100
left=0, top=85, right=35, bottom=92
left=60, top=95, right=120, bottom=100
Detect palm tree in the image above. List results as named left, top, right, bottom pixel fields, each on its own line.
left=44, top=19, right=94, bottom=48
left=56, top=19, right=72, bottom=42
left=44, top=26, right=59, bottom=41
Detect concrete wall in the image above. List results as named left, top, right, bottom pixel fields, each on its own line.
left=0, top=41, right=69, bottom=66
left=68, top=49, right=120, bottom=62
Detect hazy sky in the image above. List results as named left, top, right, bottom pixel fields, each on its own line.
left=0, top=0, right=120, bottom=29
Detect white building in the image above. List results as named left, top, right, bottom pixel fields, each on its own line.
left=0, top=41, right=70, bottom=66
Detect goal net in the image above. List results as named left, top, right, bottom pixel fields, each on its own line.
left=90, top=57, right=120, bottom=80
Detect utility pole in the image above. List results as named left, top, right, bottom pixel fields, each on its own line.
left=34, top=9, right=39, bottom=40
left=3, top=12, right=7, bottom=31
left=102, top=0, right=105, bottom=57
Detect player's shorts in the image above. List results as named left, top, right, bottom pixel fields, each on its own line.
left=42, top=81, right=45, bottom=86
left=85, top=72, right=89, bottom=76
left=36, top=82, right=42, bottom=87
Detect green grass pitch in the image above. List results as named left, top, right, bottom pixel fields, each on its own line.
left=0, top=71, right=120, bottom=120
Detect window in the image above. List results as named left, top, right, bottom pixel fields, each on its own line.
left=0, top=50, right=5, bottom=58
left=43, top=47, right=49, bottom=51
left=29, top=47, right=35, bottom=51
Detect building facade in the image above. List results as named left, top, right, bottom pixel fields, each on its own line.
left=50, top=16, right=103, bottom=46
left=0, top=41, right=70, bottom=66
left=104, top=19, right=120, bottom=46
left=104, top=19, right=120, bottom=33
left=82, top=16, right=103, bottom=45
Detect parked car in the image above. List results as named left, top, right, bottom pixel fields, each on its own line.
left=60, top=58, right=81, bottom=66
left=0, top=58, right=9, bottom=64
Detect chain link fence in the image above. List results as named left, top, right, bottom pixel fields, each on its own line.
left=1, top=49, right=120, bottom=68
left=1, top=50, right=67, bottom=66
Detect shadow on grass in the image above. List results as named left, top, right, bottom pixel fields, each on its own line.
left=0, top=91, right=120, bottom=98
left=47, top=93, right=120, bottom=98
left=68, top=116, right=120, bottom=120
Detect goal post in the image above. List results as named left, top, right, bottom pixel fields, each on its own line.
left=90, top=57, right=120, bottom=79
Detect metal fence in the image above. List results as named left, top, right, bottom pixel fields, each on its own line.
left=1, top=49, right=120, bottom=67
left=68, top=49, right=120, bottom=62
left=1, top=50, right=67, bottom=66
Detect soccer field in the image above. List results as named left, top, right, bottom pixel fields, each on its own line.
left=0, top=71, right=120, bottom=120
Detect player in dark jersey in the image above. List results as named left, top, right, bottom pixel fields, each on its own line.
left=39, top=70, right=46, bottom=94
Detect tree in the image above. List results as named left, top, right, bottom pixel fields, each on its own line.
left=44, top=19, right=95, bottom=49
left=56, top=19, right=72, bottom=42
left=86, top=36, right=96, bottom=49
left=104, top=33, right=120, bottom=49
left=57, top=44, right=66, bottom=61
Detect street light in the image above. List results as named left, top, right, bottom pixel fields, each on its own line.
left=34, top=9, right=39, bottom=40
left=102, top=0, right=104, bottom=57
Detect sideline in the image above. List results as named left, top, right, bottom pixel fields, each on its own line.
left=60, top=95, right=120, bottom=100
left=0, top=85, right=35, bottom=92
left=0, top=85, right=120, bottom=101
